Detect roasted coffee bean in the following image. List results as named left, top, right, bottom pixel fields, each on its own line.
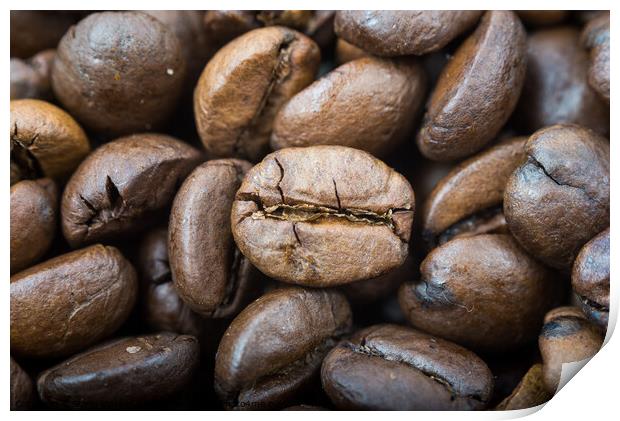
left=10, top=11, right=76, bottom=58
left=10, top=357, right=37, bottom=410
left=37, top=333, right=199, bottom=409
left=572, top=228, right=610, bottom=328
left=11, top=245, right=137, bottom=359
left=10, top=178, right=57, bottom=274
left=334, top=11, right=482, bottom=56
left=539, top=307, right=604, bottom=394
left=203, top=11, right=261, bottom=52
left=271, top=57, right=426, bottom=157
left=61, top=133, right=201, bottom=248
left=10, top=99, right=90, bottom=184
left=169, top=159, right=259, bottom=318
left=417, top=11, right=527, bottom=161
left=321, top=324, right=494, bottom=410
left=581, top=12, right=610, bottom=104
left=52, top=12, right=186, bottom=135
left=10, top=49, right=55, bottom=101
left=504, top=125, right=610, bottom=270
left=495, top=364, right=552, bottom=410
left=194, top=27, right=320, bottom=162
left=231, top=146, right=414, bottom=286
left=422, top=137, right=526, bottom=248
left=513, top=27, right=609, bottom=136
left=399, top=234, right=560, bottom=352
left=214, top=287, right=352, bottom=410
left=335, top=38, right=368, bottom=65
left=516, top=10, right=568, bottom=26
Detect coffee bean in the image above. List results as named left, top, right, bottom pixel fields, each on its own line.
left=321, top=324, right=494, bottom=410
left=10, top=357, right=37, bottom=410
left=581, top=12, right=610, bottom=104
left=37, top=333, right=199, bottom=409
left=335, top=38, right=368, bottom=65
left=11, top=245, right=137, bottom=358
left=10, top=49, right=55, bottom=101
left=495, top=364, right=552, bottom=410
left=516, top=10, right=568, bottom=26
left=504, top=125, right=609, bottom=270
left=231, top=146, right=414, bottom=286
left=10, top=11, right=75, bottom=58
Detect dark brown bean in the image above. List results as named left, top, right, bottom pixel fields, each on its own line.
left=10, top=11, right=75, bottom=58
left=495, top=364, right=552, bottom=410
left=11, top=357, right=37, bottom=410
left=516, top=10, right=568, bottom=26
left=10, top=49, right=55, bottom=101
left=581, top=12, right=610, bottom=104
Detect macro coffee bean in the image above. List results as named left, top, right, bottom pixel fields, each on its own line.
left=169, top=159, right=259, bottom=318
left=52, top=12, right=186, bottom=135
left=581, top=13, right=610, bottom=104
left=270, top=56, right=426, bottom=157
left=504, top=125, right=610, bottom=270
left=10, top=99, right=90, bottom=184
left=321, top=324, right=494, bottom=410
left=10, top=11, right=76, bottom=58
left=10, top=178, right=57, bottom=274
left=10, top=357, right=37, bottom=410
left=231, top=146, right=414, bottom=286
left=214, top=287, right=352, bottom=409
left=334, top=11, right=482, bottom=56
left=194, top=26, right=320, bottom=161
left=61, top=133, right=201, bottom=248
left=335, top=38, right=368, bottom=64
left=495, top=364, right=552, bottom=410
left=399, top=234, right=560, bottom=352
left=10, top=49, right=55, bottom=100
left=417, top=11, right=527, bottom=161
left=37, top=333, right=199, bottom=409
left=539, top=307, right=604, bottom=394
left=422, top=137, right=526, bottom=248
left=10, top=245, right=137, bottom=359
left=572, top=228, right=610, bottom=328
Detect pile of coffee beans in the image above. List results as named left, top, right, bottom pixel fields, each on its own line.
left=10, top=10, right=610, bottom=411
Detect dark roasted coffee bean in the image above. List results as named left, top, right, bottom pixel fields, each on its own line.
left=417, top=11, right=526, bottom=161
left=495, top=364, right=552, bottom=410
left=231, top=146, right=414, bottom=286
left=11, top=245, right=137, bottom=358
left=399, top=234, right=561, bottom=352
left=321, top=324, right=494, bottom=410
left=214, top=287, right=352, bottom=410
left=37, top=333, right=199, bottom=409
left=271, top=57, right=426, bottom=157
left=516, top=10, right=568, bottom=26
left=169, top=159, right=259, bottom=318
left=504, top=125, right=609, bottom=270
left=581, top=13, right=610, bottom=104
left=10, top=49, right=55, bottom=101
left=52, top=12, right=186, bottom=135
left=10, top=11, right=75, bottom=58
left=572, top=228, right=609, bottom=328
left=11, top=357, right=37, bottom=410
left=334, top=11, right=482, bottom=56
left=61, top=133, right=201, bottom=248
left=194, top=26, right=320, bottom=161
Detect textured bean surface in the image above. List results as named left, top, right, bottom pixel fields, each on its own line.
left=581, top=13, right=610, bottom=104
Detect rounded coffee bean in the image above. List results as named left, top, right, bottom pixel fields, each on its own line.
left=514, top=27, right=609, bottom=135
left=231, top=146, right=415, bottom=286
left=10, top=11, right=75, bottom=58
left=504, top=125, right=609, bottom=270
left=61, top=133, right=201, bottom=248
left=10, top=49, right=55, bottom=101
left=516, top=10, right=568, bottom=26
left=202, top=11, right=260, bottom=53
left=422, top=137, right=526, bottom=248
left=335, top=38, right=368, bottom=65
left=271, top=57, right=426, bottom=157
left=215, top=287, right=352, bottom=409
left=334, top=11, right=482, bottom=56
left=11, top=179, right=57, bottom=274
left=194, top=26, right=320, bottom=161
left=417, top=11, right=527, bottom=161
left=581, top=13, right=610, bottom=104
left=37, top=333, right=199, bottom=409
left=399, top=234, right=560, bottom=352
left=10, top=99, right=90, bottom=184
left=495, top=364, right=551, bottom=410
left=11, top=357, right=37, bottom=410
left=539, top=307, right=603, bottom=394
left=169, top=159, right=259, bottom=318
left=572, top=228, right=609, bottom=328
left=11, top=245, right=137, bottom=358
left=52, top=12, right=186, bottom=135
left=321, top=324, right=494, bottom=410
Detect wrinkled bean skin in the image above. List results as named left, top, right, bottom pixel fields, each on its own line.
left=231, top=146, right=415, bottom=286
left=61, top=133, right=201, bottom=248
left=334, top=11, right=482, bottom=56
left=271, top=57, right=426, bottom=157
left=539, top=307, right=603, bottom=394
left=52, top=12, right=186, bottom=135
left=169, top=159, right=259, bottom=318
left=10, top=49, right=55, bottom=101
left=572, top=228, right=609, bottom=328
left=10, top=179, right=58, bottom=274
left=194, top=27, right=320, bottom=162
left=417, top=11, right=527, bottom=161
left=10, top=245, right=137, bottom=359
left=37, top=333, right=199, bottom=409
left=215, top=287, right=352, bottom=410
left=399, top=234, right=560, bottom=353
left=11, top=357, right=37, bottom=410
left=495, top=364, right=551, bottom=410
left=504, top=125, right=609, bottom=270
left=10, top=11, right=76, bottom=58
left=321, top=324, right=494, bottom=410
left=581, top=13, right=610, bottom=104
